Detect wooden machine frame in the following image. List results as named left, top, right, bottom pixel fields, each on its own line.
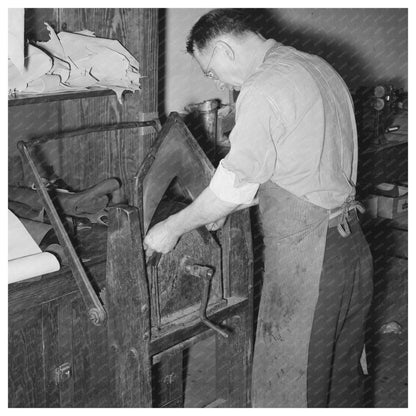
left=9, top=113, right=254, bottom=407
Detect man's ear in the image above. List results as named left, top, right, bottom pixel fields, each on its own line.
left=217, top=40, right=235, bottom=61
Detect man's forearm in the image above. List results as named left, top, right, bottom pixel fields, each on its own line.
left=144, top=186, right=258, bottom=254
left=167, top=187, right=239, bottom=236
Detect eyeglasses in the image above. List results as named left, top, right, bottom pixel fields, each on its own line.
left=203, top=46, right=218, bottom=79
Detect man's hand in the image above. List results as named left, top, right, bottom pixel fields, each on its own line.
left=143, top=218, right=180, bottom=257
left=206, top=216, right=227, bottom=231
left=143, top=187, right=239, bottom=258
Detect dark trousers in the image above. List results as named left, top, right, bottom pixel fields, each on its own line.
left=307, top=214, right=373, bottom=407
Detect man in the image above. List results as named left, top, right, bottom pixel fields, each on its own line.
left=144, top=9, right=373, bottom=408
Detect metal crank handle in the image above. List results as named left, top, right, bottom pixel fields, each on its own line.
left=201, top=317, right=229, bottom=338
left=199, top=277, right=229, bottom=338
left=185, top=263, right=229, bottom=338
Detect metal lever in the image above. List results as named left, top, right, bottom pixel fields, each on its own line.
left=184, top=262, right=229, bottom=338
left=17, top=141, right=106, bottom=326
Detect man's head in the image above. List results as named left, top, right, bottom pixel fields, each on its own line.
left=186, top=9, right=265, bottom=89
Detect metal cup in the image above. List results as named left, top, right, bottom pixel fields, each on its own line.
left=186, top=99, right=220, bottom=161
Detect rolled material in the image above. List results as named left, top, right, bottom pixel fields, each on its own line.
left=8, top=210, right=60, bottom=283
left=8, top=252, right=60, bottom=284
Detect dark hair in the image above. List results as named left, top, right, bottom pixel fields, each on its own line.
left=186, top=9, right=260, bottom=54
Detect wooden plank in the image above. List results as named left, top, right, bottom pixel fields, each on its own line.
left=8, top=307, right=45, bottom=407
left=71, top=295, right=113, bottom=407
left=9, top=9, right=160, bottom=409
left=53, top=94, right=125, bottom=195
left=12, top=292, right=113, bottom=409
left=117, top=10, right=159, bottom=202
left=140, top=113, right=216, bottom=231
left=42, top=300, right=61, bottom=407
left=220, top=218, right=232, bottom=298
left=152, top=329, right=214, bottom=364
left=183, top=336, right=216, bottom=407
left=105, top=205, right=152, bottom=407
left=55, top=8, right=159, bottom=203
left=149, top=297, right=247, bottom=356
left=71, top=296, right=91, bottom=406
left=10, top=9, right=159, bottom=202
left=8, top=89, right=117, bottom=106
left=237, top=209, right=255, bottom=406
left=51, top=93, right=155, bottom=205
left=57, top=296, right=75, bottom=407
left=215, top=313, right=249, bottom=407
left=229, top=209, right=254, bottom=298
left=119, top=9, right=159, bottom=118
left=8, top=102, right=61, bottom=186
left=221, top=208, right=254, bottom=305
left=152, top=350, right=184, bottom=407
left=9, top=5, right=59, bottom=187
left=8, top=259, right=106, bottom=318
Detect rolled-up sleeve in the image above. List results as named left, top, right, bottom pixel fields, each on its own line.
left=209, top=160, right=259, bottom=204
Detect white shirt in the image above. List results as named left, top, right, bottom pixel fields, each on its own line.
left=209, top=40, right=357, bottom=210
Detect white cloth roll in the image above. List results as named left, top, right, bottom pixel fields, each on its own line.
left=8, top=210, right=60, bottom=283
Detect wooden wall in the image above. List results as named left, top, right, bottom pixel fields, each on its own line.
left=9, top=8, right=159, bottom=204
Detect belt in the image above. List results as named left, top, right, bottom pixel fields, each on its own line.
left=327, top=199, right=365, bottom=237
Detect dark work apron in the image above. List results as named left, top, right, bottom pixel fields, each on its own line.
left=251, top=181, right=331, bottom=407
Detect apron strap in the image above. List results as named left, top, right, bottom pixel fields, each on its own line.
left=336, top=198, right=365, bottom=238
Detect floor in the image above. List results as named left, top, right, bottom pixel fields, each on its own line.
left=368, top=332, right=408, bottom=407
left=365, top=254, right=408, bottom=407
left=182, top=312, right=407, bottom=408
left=183, top=336, right=216, bottom=407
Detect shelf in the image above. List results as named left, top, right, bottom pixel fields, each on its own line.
left=8, top=88, right=121, bottom=106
